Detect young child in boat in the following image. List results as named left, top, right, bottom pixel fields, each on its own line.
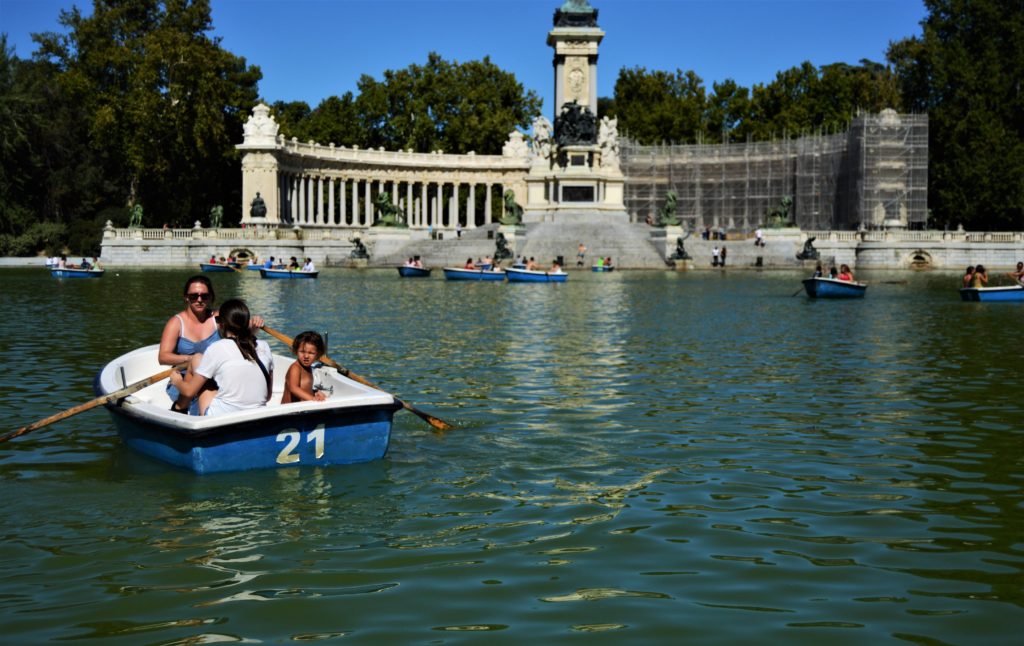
left=282, top=331, right=329, bottom=403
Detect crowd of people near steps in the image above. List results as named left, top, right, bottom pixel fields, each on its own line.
left=160, top=274, right=333, bottom=418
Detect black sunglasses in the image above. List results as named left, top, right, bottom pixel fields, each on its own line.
left=185, top=293, right=211, bottom=302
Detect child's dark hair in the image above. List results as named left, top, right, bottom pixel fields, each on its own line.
left=218, top=299, right=258, bottom=361
left=292, top=330, right=325, bottom=356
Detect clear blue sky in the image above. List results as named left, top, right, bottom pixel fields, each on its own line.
left=2, top=0, right=927, bottom=118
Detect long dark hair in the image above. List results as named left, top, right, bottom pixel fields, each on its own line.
left=217, top=299, right=258, bottom=362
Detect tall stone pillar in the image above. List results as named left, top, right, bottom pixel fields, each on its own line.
left=315, top=176, right=324, bottom=225
left=339, top=178, right=347, bottom=224
left=237, top=103, right=282, bottom=224
left=327, top=177, right=334, bottom=225
left=290, top=175, right=298, bottom=224
left=352, top=179, right=360, bottom=225
left=406, top=182, right=413, bottom=224
left=485, top=183, right=493, bottom=225
left=548, top=4, right=603, bottom=117
left=452, top=182, right=460, bottom=229
left=364, top=181, right=373, bottom=225
left=468, top=183, right=476, bottom=228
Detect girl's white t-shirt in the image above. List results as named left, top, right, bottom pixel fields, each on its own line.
left=196, top=339, right=273, bottom=411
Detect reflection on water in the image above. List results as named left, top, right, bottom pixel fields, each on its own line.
left=0, top=267, right=1021, bottom=642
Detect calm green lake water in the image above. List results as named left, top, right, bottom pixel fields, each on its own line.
left=1, top=267, right=1021, bottom=644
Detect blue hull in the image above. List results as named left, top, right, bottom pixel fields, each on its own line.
left=260, top=268, right=318, bottom=279
left=398, top=266, right=432, bottom=278
left=104, top=404, right=398, bottom=474
left=802, top=277, right=866, bottom=298
left=246, top=264, right=264, bottom=271
left=51, top=268, right=104, bottom=278
left=960, top=286, right=1024, bottom=302
left=200, top=263, right=235, bottom=273
left=443, top=268, right=505, bottom=281
left=591, top=265, right=615, bottom=272
left=505, top=268, right=568, bottom=283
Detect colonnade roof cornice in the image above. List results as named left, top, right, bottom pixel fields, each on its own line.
left=276, top=165, right=523, bottom=184
left=242, top=138, right=531, bottom=172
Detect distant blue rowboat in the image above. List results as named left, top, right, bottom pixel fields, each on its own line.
left=443, top=267, right=506, bottom=281
left=505, top=267, right=568, bottom=283
left=959, top=285, right=1024, bottom=302
left=397, top=266, right=432, bottom=278
left=802, top=277, right=867, bottom=298
left=592, top=264, right=615, bottom=272
left=51, top=268, right=104, bottom=278
left=260, top=268, right=318, bottom=279
left=94, top=345, right=401, bottom=474
left=199, top=262, right=235, bottom=273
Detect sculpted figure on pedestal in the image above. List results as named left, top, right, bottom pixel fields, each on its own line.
left=531, top=116, right=554, bottom=162
left=249, top=192, right=267, bottom=218
left=129, top=204, right=144, bottom=228
left=599, top=116, right=620, bottom=168
left=372, top=192, right=407, bottom=227
left=209, top=205, right=223, bottom=228
left=658, top=191, right=680, bottom=227
left=500, top=190, right=523, bottom=225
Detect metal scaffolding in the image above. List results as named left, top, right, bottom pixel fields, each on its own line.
left=621, top=110, right=928, bottom=231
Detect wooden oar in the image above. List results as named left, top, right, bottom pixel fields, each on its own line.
left=260, top=325, right=453, bottom=432
left=0, top=363, right=186, bottom=444
left=791, top=287, right=805, bottom=297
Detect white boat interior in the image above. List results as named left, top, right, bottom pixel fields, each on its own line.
left=96, top=344, right=395, bottom=432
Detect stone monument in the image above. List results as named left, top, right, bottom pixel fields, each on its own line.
left=238, top=104, right=282, bottom=225
left=523, top=0, right=627, bottom=223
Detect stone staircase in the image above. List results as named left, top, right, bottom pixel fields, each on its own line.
left=516, top=219, right=666, bottom=268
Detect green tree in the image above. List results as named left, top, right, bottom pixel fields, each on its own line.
left=33, top=0, right=261, bottom=227
left=283, top=53, right=541, bottom=154
left=889, top=0, right=1024, bottom=230
left=612, top=67, right=708, bottom=144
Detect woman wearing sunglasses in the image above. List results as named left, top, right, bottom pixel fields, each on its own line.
left=158, top=275, right=263, bottom=413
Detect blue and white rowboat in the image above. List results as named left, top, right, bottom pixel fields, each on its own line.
left=505, top=267, right=568, bottom=283
left=802, top=277, right=867, bottom=298
left=94, top=344, right=400, bottom=474
left=398, top=266, right=432, bottom=278
left=51, top=268, right=104, bottom=278
left=591, top=264, right=615, bottom=272
left=442, top=267, right=506, bottom=281
left=959, top=285, right=1024, bottom=302
left=199, top=262, right=235, bottom=273
left=260, top=268, right=318, bottom=279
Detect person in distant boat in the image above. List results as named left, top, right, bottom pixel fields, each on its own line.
left=288, top=256, right=300, bottom=270
left=302, top=257, right=315, bottom=272
left=282, top=331, right=329, bottom=404
left=837, top=264, right=855, bottom=282
left=169, top=299, right=273, bottom=416
left=526, top=257, right=539, bottom=270
left=962, top=266, right=975, bottom=287
left=605, top=257, right=613, bottom=268
left=483, top=255, right=493, bottom=267
left=91, top=256, right=101, bottom=269
left=971, top=264, right=988, bottom=287
left=405, top=257, right=415, bottom=267
left=80, top=257, right=92, bottom=270
left=595, top=257, right=604, bottom=268
left=463, top=257, right=475, bottom=269
left=550, top=259, right=563, bottom=273
left=813, top=262, right=823, bottom=278
left=58, top=255, right=67, bottom=269
left=262, top=256, right=273, bottom=269
left=1006, top=261, right=1024, bottom=285
left=209, top=254, right=217, bottom=264
left=829, top=266, right=839, bottom=279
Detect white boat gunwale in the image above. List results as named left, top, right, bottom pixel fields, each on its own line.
left=95, top=344, right=398, bottom=435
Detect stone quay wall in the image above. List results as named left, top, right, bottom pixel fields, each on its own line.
left=99, top=223, right=1024, bottom=270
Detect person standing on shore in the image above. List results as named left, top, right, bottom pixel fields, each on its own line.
left=720, top=246, right=727, bottom=267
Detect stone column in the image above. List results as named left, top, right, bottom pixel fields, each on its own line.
left=352, top=178, right=360, bottom=225
left=316, top=176, right=324, bottom=225
left=485, top=183, right=493, bottom=225
left=289, top=175, right=298, bottom=224
left=451, top=182, right=460, bottom=230
left=364, top=180, right=372, bottom=225
left=406, top=182, right=413, bottom=225
left=468, top=183, right=476, bottom=228
left=327, top=176, right=334, bottom=225
left=342, top=178, right=350, bottom=226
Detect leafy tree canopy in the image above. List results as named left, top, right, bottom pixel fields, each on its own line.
left=889, top=0, right=1024, bottom=229
left=278, top=52, right=542, bottom=155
